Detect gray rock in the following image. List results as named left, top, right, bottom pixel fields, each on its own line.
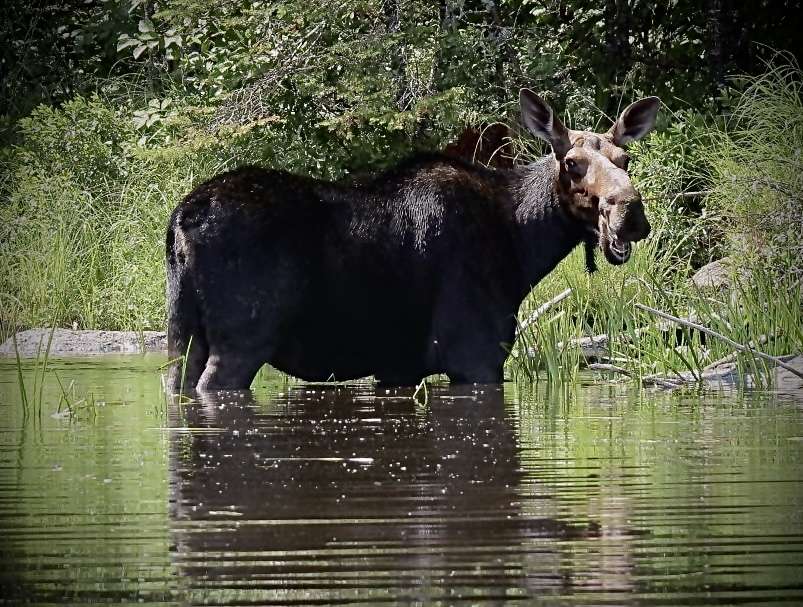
left=691, top=256, right=745, bottom=291
left=675, top=353, right=803, bottom=392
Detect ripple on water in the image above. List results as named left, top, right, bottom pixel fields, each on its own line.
left=1, top=359, right=802, bottom=604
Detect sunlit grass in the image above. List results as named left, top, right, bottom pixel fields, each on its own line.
left=508, top=58, right=803, bottom=387
left=705, top=56, right=803, bottom=266
left=508, top=226, right=802, bottom=389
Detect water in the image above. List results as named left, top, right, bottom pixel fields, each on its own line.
left=1, top=355, right=802, bottom=605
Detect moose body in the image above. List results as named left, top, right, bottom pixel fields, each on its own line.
left=166, top=90, right=660, bottom=392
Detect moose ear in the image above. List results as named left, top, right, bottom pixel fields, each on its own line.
left=519, top=89, right=572, bottom=159
left=608, top=96, right=661, bottom=146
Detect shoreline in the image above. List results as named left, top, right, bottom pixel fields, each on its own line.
left=0, top=328, right=167, bottom=357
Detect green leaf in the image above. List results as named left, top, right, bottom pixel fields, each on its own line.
left=117, top=35, right=138, bottom=52
left=138, top=19, right=155, bottom=34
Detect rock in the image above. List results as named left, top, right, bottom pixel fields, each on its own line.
left=771, top=354, right=803, bottom=392
left=0, top=328, right=167, bottom=357
left=676, top=353, right=803, bottom=392
left=691, top=256, right=745, bottom=292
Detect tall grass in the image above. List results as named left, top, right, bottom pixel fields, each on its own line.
left=0, top=96, right=225, bottom=339
left=705, top=57, right=803, bottom=279
left=509, top=59, right=803, bottom=387
left=1, top=168, right=174, bottom=336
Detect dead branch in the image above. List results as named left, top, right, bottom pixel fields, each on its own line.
left=703, top=335, right=769, bottom=371
left=635, top=303, right=803, bottom=381
left=517, top=288, right=572, bottom=334
left=588, top=363, right=683, bottom=389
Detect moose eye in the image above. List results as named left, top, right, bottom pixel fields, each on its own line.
left=565, top=158, right=577, bottom=171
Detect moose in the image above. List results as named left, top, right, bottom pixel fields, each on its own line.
left=166, top=89, right=660, bottom=392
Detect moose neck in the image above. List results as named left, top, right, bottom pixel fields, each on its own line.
left=511, top=155, right=589, bottom=290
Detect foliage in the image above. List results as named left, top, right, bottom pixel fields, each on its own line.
left=0, top=1, right=139, bottom=118
left=627, top=110, right=723, bottom=271
left=4, top=0, right=801, bottom=132
left=703, top=57, right=803, bottom=280
left=0, top=95, right=214, bottom=333
left=510, top=58, right=803, bottom=386
left=1, top=1, right=800, bottom=389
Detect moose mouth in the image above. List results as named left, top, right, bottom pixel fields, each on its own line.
left=604, top=236, right=632, bottom=264
left=598, top=216, right=632, bottom=265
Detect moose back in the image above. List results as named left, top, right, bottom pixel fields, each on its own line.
left=166, top=89, right=660, bottom=391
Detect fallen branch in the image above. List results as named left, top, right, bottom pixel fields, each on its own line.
left=588, top=362, right=683, bottom=389
left=703, top=335, right=769, bottom=371
left=669, top=190, right=711, bottom=206
left=517, top=288, right=572, bottom=334
left=635, top=303, right=803, bottom=381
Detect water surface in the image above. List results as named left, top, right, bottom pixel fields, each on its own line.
left=1, top=356, right=802, bottom=604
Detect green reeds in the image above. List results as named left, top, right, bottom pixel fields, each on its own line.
left=52, top=374, right=98, bottom=420
left=509, top=59, right=802, bottom=390
left=13, top=326, right=55, bottom=420
left=704, top=56, right=803, bottom=262
left=509, top=237, right=802, bottom=390
left=10, top=326, right=103, bottom=420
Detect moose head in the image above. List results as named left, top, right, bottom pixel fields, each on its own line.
left=520, top=89, right=661, bottom=266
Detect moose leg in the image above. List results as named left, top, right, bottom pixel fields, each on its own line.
left=436, top=325, right=510, bottom=384
left=195, top=306, right=292, bottom=390
left=375, top=369, right=428, bottom=387
left=191, top=257, right=307, bottom=390
left=444, top=356, right=506, bottom=385
left=167, top=332, right=209, bottom=392
left=436, top=304, right=515, bottom=385
left=196, top=350, right=265, bottom=391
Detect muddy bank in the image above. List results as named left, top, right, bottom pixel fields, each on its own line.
left=0, top=328, right=167, bottom=357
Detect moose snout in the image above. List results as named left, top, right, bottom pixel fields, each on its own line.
left=619, top=196, right=650, bottom=241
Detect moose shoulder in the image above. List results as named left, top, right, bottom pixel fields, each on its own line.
left=166, top=89, right=660, bottom=392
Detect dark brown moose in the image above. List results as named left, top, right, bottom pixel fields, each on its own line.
left=166, top=89, right=660, bottom=392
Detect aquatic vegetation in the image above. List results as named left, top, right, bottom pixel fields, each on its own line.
left=12, top=326, right=54, bottom=420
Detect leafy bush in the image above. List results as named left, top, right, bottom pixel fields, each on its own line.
left=11, top=96, right=132, bottom=191
left=627, top=109, right=723, bottom=271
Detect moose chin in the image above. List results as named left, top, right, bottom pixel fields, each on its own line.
left=166, top=89, right=660, bottom=392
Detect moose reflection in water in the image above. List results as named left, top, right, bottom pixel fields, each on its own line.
left=167, top=385, right=647, bottom=601
left=166, top=90, right=660, bottom=391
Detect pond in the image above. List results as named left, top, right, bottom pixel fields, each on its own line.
left=1, top=355, right=802, bottom=605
